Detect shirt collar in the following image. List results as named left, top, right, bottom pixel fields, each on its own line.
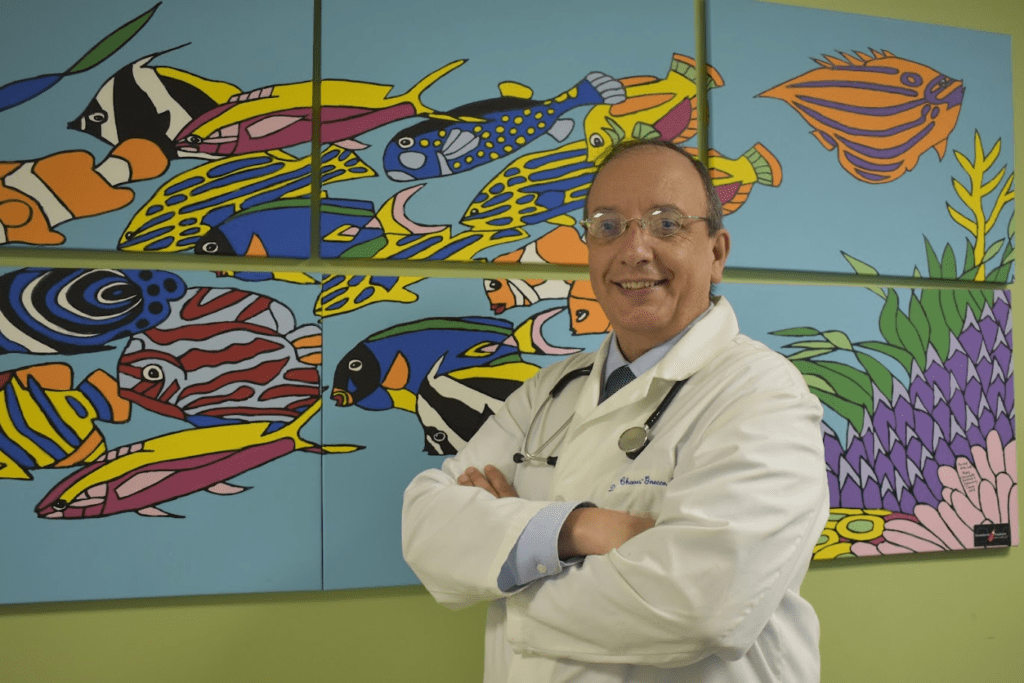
left=602, top=301, right=716, bottom=386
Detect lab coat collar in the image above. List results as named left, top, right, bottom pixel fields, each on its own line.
left=572, top=296, right=740, bottom=422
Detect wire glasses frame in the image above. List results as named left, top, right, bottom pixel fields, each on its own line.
left=579, top=207, right=708, bottom=242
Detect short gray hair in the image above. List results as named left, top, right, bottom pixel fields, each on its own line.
left=586, top=138, right=724, bottom=237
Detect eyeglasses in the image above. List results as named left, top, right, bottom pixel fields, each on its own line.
left=580, top=207, right=707, bottom=242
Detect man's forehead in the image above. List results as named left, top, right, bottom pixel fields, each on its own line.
left=587, top=146, right=705, bottom=210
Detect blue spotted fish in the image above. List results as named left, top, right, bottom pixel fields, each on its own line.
left=0, top=364, right=131, bottom=480
left=331, top=309, right=576, bottom=413
left=0, top=268, right=186, bottom=355
left=382, top=72, right=625, bottom=181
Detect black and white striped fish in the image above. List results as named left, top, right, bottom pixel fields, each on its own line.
left=415, top=357, right=525, bottom=455
left=67, top=50, right=240, bottom=160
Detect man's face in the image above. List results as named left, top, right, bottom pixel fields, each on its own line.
left=585, top=146, right=730, bottom=360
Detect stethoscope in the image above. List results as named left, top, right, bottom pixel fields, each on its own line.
left=512, top=364, right=688, bottom=465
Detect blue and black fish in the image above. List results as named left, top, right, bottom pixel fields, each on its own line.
left=331, top=309, right=575, bottom=412
left=194, top=197, right=381, bottom=259
left=0, top=268, right=186, bottom=355
left=382, top=72, right=625, bottom=181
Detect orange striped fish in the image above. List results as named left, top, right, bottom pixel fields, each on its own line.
left=759, top=49, right=963, bottom=183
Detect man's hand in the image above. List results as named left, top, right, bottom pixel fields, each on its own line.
left=558, top=507, right=655, bottom=559
left=457, top=465, right=518, bottom=498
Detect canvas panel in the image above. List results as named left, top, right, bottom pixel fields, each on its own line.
left=0, top=0, right=320, bottom=258
left=0, top=269, right=324, bottom=604
left=317, top=0, right=711, bottom=266
left=707, top=0, right=1014, bottom=282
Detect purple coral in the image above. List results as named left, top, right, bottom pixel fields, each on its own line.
left=825, top=291, right=1014, bottom=515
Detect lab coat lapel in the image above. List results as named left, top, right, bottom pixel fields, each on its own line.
left=572, top=297, right=740, bottom=427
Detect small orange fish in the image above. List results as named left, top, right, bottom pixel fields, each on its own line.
left=0, top=139, right=167, bottom=245
left=484, top=226, right=587, bottom=313
left=567, top=280, right=610, bottom=336
left=759, top=49, right=964, bottom=183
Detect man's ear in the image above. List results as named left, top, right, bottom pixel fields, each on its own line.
left=710, top=229, right=731, bottom=283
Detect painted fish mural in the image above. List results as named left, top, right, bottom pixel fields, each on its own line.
left=684, top=143, right=783, bottom=214
left=416, top=357, right=524, bottom=456
left=0, top=3, right=159, bottom=113
left=759, top=49, right=964, bottom=183
left=0, top=138, right=168, bottom=246
left=119, top=144, right=373, bottom=252
left=382, top=72, right=625, bottom=181
left=583, top=54, right=723, bottom=162
left=35, top=399, right=359, bottom=519
left=0, top=268, right=186, bottom=354
left=485, top=226, right=589, bottom=309
left=0, top=364, right=131, bottom=480
left=117, top=286, right=321, bottom=428
left=197, top=186, right=449, bottom=259
left=68, top=50, right=242, bottom=161
left=174, top=60, right=467, bottom=158
left=567, top=280, right=610, bottom=335
left=461, top=140, right=595, bottom=231
left=331, top=309, right=575, bottom=413
left=316, top=187, right=533, bottom=317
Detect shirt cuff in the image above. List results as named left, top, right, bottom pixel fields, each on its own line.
left=497, top=501, right=594, bottom=592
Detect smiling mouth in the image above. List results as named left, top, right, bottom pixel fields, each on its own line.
left=617, top=280, right=665, bottom=290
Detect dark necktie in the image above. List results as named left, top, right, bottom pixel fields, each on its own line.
left=601, top=365, right=636, bottom=402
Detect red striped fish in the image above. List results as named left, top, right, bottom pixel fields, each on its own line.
left=117, top=287, right=321, bottom=427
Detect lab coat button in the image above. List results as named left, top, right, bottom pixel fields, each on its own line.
left=537, top=564, right=547, bottom=574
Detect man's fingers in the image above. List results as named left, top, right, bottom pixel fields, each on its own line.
left=462, top=467, right=498, bottom=497
left=483, top=465, right=518, bottom=498
left=456, top=466, right=518, bottom=498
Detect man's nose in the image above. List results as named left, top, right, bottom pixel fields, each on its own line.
left=617, top=218, right=655, bottom=262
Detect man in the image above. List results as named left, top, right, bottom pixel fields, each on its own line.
left=402, top=139, right=830, bottom=682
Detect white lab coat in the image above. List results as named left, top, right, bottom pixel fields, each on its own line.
left=402, top=297, right=830, bottom=682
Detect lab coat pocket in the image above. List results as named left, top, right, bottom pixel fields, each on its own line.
left=595, top=441, right=676, bottom=516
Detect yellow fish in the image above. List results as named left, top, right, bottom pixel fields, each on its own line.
left=119, top=145, right=374, bottom=252
left=317, top=186, right=530, bottom=317
left=35, top=399, right=360, bottom=518
left=583, top=54, right=724, bottom=162
left=683, top=143, right=782, bottom=215
left=174, top=60, right=470, bottom=158
left=461, top=139, right=595, bottom=231
left=0, top=364, right=131, bottom=480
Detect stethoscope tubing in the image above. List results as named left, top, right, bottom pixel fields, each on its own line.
left=513, top=364, right=687, bottom=466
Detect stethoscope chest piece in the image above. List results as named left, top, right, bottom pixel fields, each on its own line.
left=618, top=426, right=648, bottom=459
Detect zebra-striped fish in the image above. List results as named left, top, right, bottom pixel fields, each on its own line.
left=416, top=357, right=525, bottom=456
left=117, top=287, right=322, bottom=428
left=0, top=364, right=131, bottom=480
left=0, top=268, right=186, bottom=355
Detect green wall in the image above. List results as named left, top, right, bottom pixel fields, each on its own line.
left=1, top=0, right=1021, bottom=681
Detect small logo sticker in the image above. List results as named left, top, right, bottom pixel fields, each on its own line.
left=973, top=523, right=1011, bottom=548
